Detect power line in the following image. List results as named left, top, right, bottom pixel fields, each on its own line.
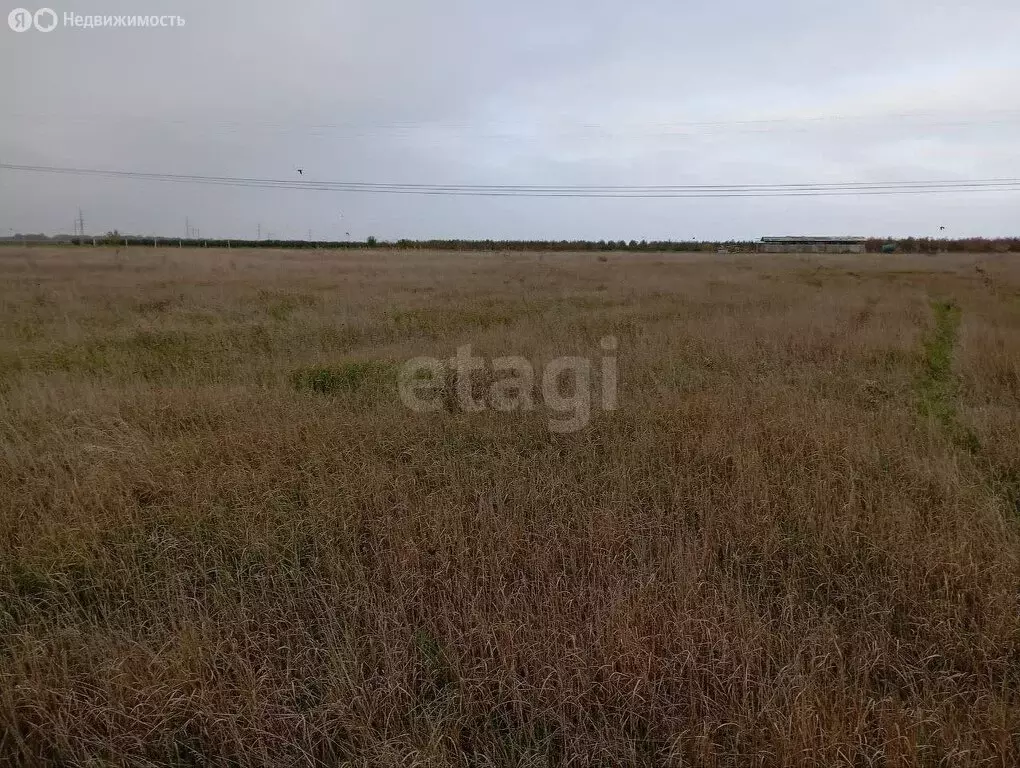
left=3, top=162, right=1020, bottom=198
left=5, top=162, right=1019, bottom=190
left=6, top=108, right=1020, bottom=138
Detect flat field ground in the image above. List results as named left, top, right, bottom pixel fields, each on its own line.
left=0, top=246, right=1018, bottom=766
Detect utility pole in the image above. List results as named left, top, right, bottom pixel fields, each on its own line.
left=76, top=208, right=85, bottom=242
left=185, top=217, right=190, bottom=239
left=257, top=222, right=261, bottom=240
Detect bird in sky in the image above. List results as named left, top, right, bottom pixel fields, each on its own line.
left=297, top=169, right=304, bottom=175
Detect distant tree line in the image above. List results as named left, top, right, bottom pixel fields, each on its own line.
left=862, top=237, right=1020, bottom=254
left=3, top=234, right=1019, bottom=252
left=389, top=239, right=754, bottom=252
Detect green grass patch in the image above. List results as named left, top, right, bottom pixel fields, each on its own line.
left=38, top=338, right=113, bottom=374
left=136, top=298, right=176, bottom=314
left=386, top=297, right=621, bottom=338
left=291, top=360, right=397, bottom=397
left=917, top=299, right=979, bottom=452
left=34, top=330, right=206, bottom=380
left=258, top=290, right=317, bottom=322
left=389, top=300, right=547, bottom=336
left=917, top=299, right=960, bottom=428
left=0, top=351, right=26, bottom=380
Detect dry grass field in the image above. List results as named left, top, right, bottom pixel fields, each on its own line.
left=0, top=246, right=1018, bottom=766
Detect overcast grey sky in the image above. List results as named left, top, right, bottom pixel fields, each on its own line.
left=3, top=0, right=1019, bottom=240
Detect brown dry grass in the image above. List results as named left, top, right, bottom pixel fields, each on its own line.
left=0, top=246, right=1018, bottom=767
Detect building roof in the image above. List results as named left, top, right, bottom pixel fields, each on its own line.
left=760, top=236, right=866, bottom=244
